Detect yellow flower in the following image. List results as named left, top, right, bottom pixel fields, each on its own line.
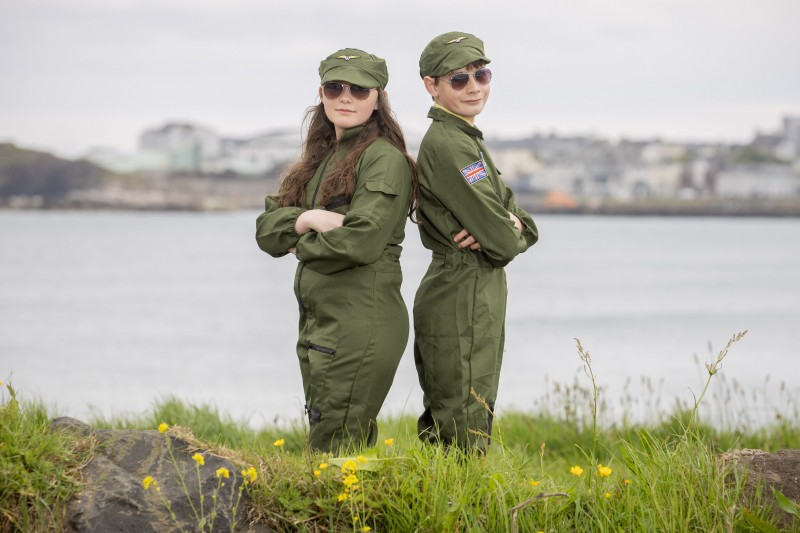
left=341, top=460, right=357, bottom=474
left=624, top=478, right=631, bottom=485
left=356, top=455, right=369, bottom=464
left=384, top=438, right=394, bottom=446
left=241, top=466, right=258, bottom=484
left=343, top=473, right=359, bottom=489
left=597, top=464, right=613, bottom=477
left=158, top=422, right=169, bottom=433
left=529, top=480, right=540, bottom=487
left=216, top=467, right=230, bottom=479
left=192, top=453, right=205, bottom=466
left=362, top=527, right=371, bottom=532
left=570, top=465, right=584, bottom=476
left=313, top=470, right=321, bottom=477
left=143, top=476, right=156, bottom=490
left=273, top=438, right=285, bottom=447
left=337, top=492, right=349, bottom=502
left=605, top=491, right=612, bottom=499
left=319, top=462, right=329, bottom=470
left=353, top=516, right=360, bottom=522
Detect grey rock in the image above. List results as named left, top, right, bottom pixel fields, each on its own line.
left=720, top=448, right=800, bottom=530
left=52, top=417, right=271, bottom=532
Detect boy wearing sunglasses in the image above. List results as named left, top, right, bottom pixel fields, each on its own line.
left=413, top=32, right=539, bottom=453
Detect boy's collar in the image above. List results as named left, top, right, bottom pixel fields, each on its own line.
left=428, top=106, right=483, bottom=138
left=433, top=103, right=473, bottom=125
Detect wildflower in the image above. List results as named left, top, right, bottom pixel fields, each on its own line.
left=605, top=491, right=612, bottom=499
left=384, top=438, right=394, bottom=446
left=570, top=465, right=584, bottom=476
left=273, top=438, right=285, bottom=447
left=158, top=422, right=169, bottom=433
left=362, top=527, right=371, bottom=532
left=341, top=460, right=358, bottom=474
left=216, top=467, right=230, bottom=479
left=343, top=473, right=359, bottom=490
left=624, top=478, right=631, bottom=485
left=529, top=480, right=540, bottom=487
left=192, top=453, right=205, bottom=466
left=356, top=455, right=369, bottom=464
left=241, top=466, right=258, bottom=484
left=319, top=462, right=329, bottom=470
left=597, top=464, right=612, bottom=477
left=337, top=492, right=349, bottom=502
left=143, top=476, right=156, bottom=490
left=353, top=516, right=360, bottom=522
left=314, top=470, right=322, bottom=477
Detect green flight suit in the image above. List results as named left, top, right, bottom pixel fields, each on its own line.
left=414, top=106, right=539, bottom=451
left=255, top=126, right=412, bottom=452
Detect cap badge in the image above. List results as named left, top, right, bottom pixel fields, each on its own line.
left=336, top=55, right=360, bottom=61
left=445, top=37, right=468, bottom=45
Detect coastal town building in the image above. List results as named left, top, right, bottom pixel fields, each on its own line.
left=86, top=115, right=800, bottom=204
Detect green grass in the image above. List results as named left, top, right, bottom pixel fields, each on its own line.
left=2, top=331, right=799, bottom=532
left=0, top=382, right=93, bottom=531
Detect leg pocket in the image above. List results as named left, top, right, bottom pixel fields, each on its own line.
left=308, top=334, right=339, bottom=400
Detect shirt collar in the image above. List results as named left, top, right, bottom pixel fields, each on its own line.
left=427, top=106, right=483, bottom=139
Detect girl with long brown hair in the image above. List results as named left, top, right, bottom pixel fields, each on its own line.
left=255, top=48, right=418, bottom=452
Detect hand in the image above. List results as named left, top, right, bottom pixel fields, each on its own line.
left=509, top=212, right=523, bottom=232
left=454, top=228, right=482, bottom=251
left=295, top=210, right=345, bottom=235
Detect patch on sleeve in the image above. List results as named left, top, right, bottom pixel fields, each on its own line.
left=460, top=159, right=488, bottom=185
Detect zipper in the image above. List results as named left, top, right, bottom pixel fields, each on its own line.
left=308, top=343, right=336, bottom=355
left=295, top=150, right=336, bottom=314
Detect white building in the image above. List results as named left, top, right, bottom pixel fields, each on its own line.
left=139, top=122, right=221, bottom=173
left=716, top=164, right=800, bottom=198
left=207, top=130, right=300, bottom=175
left=621, top=163, right=684, bottom=199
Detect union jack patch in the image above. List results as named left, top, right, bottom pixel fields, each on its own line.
left=460, top=160, right=488, bottom=185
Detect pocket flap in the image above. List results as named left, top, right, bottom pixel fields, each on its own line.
left=365, top=178, right=398, bottom=196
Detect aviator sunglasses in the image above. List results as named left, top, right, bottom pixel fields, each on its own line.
left=322, top=82, right=374, bottom=101
left=442, top=68, right=493, bottom=91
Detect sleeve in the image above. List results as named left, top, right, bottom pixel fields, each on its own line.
left=504, top=185, right=539, bottom=253
left=430, top=140, right=529, bottom=267
left=295, top=144, right=411, bottom=275
left=254, top=194, right=305, bottom=258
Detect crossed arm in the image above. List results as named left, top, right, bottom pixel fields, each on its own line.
left=287, top=209, right=345, bottom=254
left=454, top=212, right=523, bottom=251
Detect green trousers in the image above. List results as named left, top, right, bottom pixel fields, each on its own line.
left=296, top=264, right=407, bottom=452
left=413, top=251, right=507, bottom=451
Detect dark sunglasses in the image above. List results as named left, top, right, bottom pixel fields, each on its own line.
left=443, top=68, right=493, bottom=91
left=322, top=82, right=374, bottom=101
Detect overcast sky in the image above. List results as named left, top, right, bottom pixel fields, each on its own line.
left=2, top=0, right=799, bottom=158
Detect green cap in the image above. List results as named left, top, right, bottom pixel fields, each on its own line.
left=419, top=31, right=490, bottom=78
left=319, top=48, right=388, bottom=89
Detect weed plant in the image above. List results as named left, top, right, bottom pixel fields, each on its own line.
left=2, top=331, right=799, bottom=531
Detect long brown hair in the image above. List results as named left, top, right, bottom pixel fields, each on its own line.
left=278, top=89, right=419, bottom=220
